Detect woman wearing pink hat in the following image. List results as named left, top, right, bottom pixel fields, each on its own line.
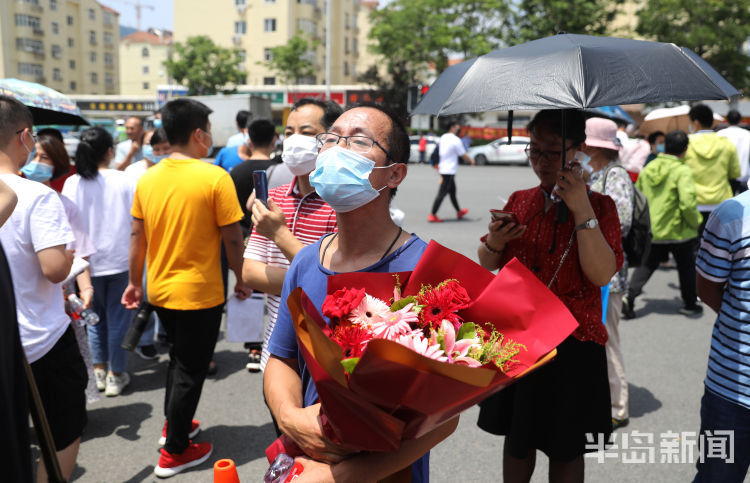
left=582, top=116, right=634, bottom=431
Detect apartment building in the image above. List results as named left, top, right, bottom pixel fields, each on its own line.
left=119, top=29, right=173, bottom=95
left=173, top=0, right=364, bottom=86
left=0, top=0, right=120, bottom=94
left=356, top=0, right=380, bottom=77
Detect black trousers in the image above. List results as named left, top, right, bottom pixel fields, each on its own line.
left=155, top=304, right=223, bottom=454
left=698, top=210, right=712, bottom=240
left=627, top=239, right=698, bottom=308
left=431, top=174, right=461, bottom=215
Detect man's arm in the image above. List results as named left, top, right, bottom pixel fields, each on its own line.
left=677, top=167, right=702, bottom=229
left=122, top=218, right=146, bottom=309
left=241, top=259, right=286, bottom=295
left=461, top=153, right=475, bottom=166
left=697, top=273, right=724, bottom=314
left=297, top=416, right=460, bottom=482
left=219, top=222, right=251, bottom=298
left=264, top=355, right=351, bottom=463
left=0, top=178, right=17, bottom=227
left=116, top=140, right=141, bottom=170
left=37, top=245, right=74, bottom=284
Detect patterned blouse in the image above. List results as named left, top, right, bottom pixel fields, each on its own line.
left=499, top=186, right=624, bottom=345
left=589, top=162, right=634, bottom=294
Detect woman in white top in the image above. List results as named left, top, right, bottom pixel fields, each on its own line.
left=62, top=127, right=136, bottom=397
left=23, top=132, right=102, bottom=403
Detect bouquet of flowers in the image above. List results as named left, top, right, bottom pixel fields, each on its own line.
left=266, top=241, right=579, bottom=460
left=325, top=278, right=527, bottom=375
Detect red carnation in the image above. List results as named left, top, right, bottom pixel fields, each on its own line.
left=322, top=288, right=367, bottom=324
left=332, top=325, right=373, bottom=358
left=416, top=280, right=471, bottom=331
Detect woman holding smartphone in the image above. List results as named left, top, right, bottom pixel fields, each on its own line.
left=476, top=109, right=623, bottom=483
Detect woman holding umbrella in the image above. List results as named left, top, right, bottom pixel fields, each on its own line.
left=476, top=109, right=623, bottom=482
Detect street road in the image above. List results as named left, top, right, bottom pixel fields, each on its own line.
left=59, top=164, right=747, bottom=482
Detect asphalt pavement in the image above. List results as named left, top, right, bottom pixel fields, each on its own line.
left=56, top=163, right=749, bottom=482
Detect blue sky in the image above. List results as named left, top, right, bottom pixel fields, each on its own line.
left=97, top=0, right=174, bottom=30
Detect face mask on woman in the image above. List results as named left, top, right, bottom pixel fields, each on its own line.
left=656, top=143, right=665, bottom=153
left=142, top=144, right=154, bottom=162
left=21, top=161, right=53, bottom=182
left=309, top=146, right=394, bottom=213
left=282, top=134, right=319, bottom=176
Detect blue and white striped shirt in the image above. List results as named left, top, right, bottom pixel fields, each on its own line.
left=696, top=190, right=750, bottom=410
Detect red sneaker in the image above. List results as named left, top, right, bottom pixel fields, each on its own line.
left=154, top=442, right=212, bottom=478
left=159, top=419, right=200, bottom=446
left=457, top=208, right=469, bottom=219
left=427, top=214, right=444, bottom=223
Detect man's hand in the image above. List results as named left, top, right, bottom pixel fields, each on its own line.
left=251, top=198, right=288, bottom=243
left=121, top=283, right=143, bottom=309
left=233, top=281, right=252, bottom=300
left=281, top=403, right=353, bottom=464
left=129, top=138, right=141, bottom=153
left=293, top=456, right=335, bottom=483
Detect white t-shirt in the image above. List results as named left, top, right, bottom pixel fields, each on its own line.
left=0, top=173, right=75, bottom=363
left=226, top=131, right=247, bottom=148
left=111, top=139, right=143, bottom=169
left=718, top=125, right=750, bottom=179
left=438, top=132, right=467, bottom=175
left=62, top=170, right=135, bottom=277
left=124, top=160, right=149, bottom=180
left=60, top=195, right=96, bottom=258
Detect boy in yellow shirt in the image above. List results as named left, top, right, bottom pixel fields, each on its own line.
left=122, top=98, right=250, bottom=478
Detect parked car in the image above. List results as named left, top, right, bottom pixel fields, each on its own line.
left=468, top=136, right=531, bottom=165
left=408, top=134, right=439, bottom=163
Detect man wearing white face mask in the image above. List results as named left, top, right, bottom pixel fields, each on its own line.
left=264, top=104, right=457, bottom=481
left=242, top=98, right=341, bottom=375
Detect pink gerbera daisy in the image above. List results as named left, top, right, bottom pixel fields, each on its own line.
left=370, top=303, right=419, bottom=340
left=393, top=331, right=447, bottom=362
left=348, top=294, right=390, bottom=328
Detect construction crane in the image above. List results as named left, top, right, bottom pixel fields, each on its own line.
left=110, top=0, right=155, bottom=31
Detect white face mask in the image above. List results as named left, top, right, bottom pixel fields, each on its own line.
left=282, top=134, right=319, bottom=176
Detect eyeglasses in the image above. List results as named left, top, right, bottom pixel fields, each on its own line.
left=524, top=143, right=573, bottom=162
left=315, top=132, right=391, bottom=160
left=16, top=129, right=37, bottom=144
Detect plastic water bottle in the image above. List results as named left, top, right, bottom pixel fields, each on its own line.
left=263, top=454, right=304, bottom=483
left=67, top=294, right=99, bottom=326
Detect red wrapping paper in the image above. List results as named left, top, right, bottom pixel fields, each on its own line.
left=266, top=241, right=579, bottom=461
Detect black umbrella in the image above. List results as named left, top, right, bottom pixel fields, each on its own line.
left=413, top=34, right=739, bottom=116
left=414, top=33, right=740, bottom=222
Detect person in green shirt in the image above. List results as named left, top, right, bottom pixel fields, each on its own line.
left=684, top=104, right=740, bottom=236
left=623, top=130, right=703, bottom=319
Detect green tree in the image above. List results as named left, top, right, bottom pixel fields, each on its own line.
left=636, top=0, right=750, bottom=92
left=365, top=0, right=508, bottom=117
left=164, top=35, right=245, bottom=95
left=503, top=0, right=624, bottom=45
left=263, top=31, right=318, bottom=85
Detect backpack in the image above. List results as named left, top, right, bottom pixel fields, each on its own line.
left=603, top=165, right=652, bottom=267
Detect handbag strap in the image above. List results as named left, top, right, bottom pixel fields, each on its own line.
left=547, top=230, right=576, bottom=289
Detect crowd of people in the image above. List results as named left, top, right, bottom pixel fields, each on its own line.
left=1, top=92, right=749, bottom=482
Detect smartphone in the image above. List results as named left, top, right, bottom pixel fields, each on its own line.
left=490, top=209, right=518, bottom=224
left=253, top=170, right=269, bottom=208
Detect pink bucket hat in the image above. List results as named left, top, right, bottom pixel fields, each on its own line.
left=585, top=117, right=622, bottom=151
